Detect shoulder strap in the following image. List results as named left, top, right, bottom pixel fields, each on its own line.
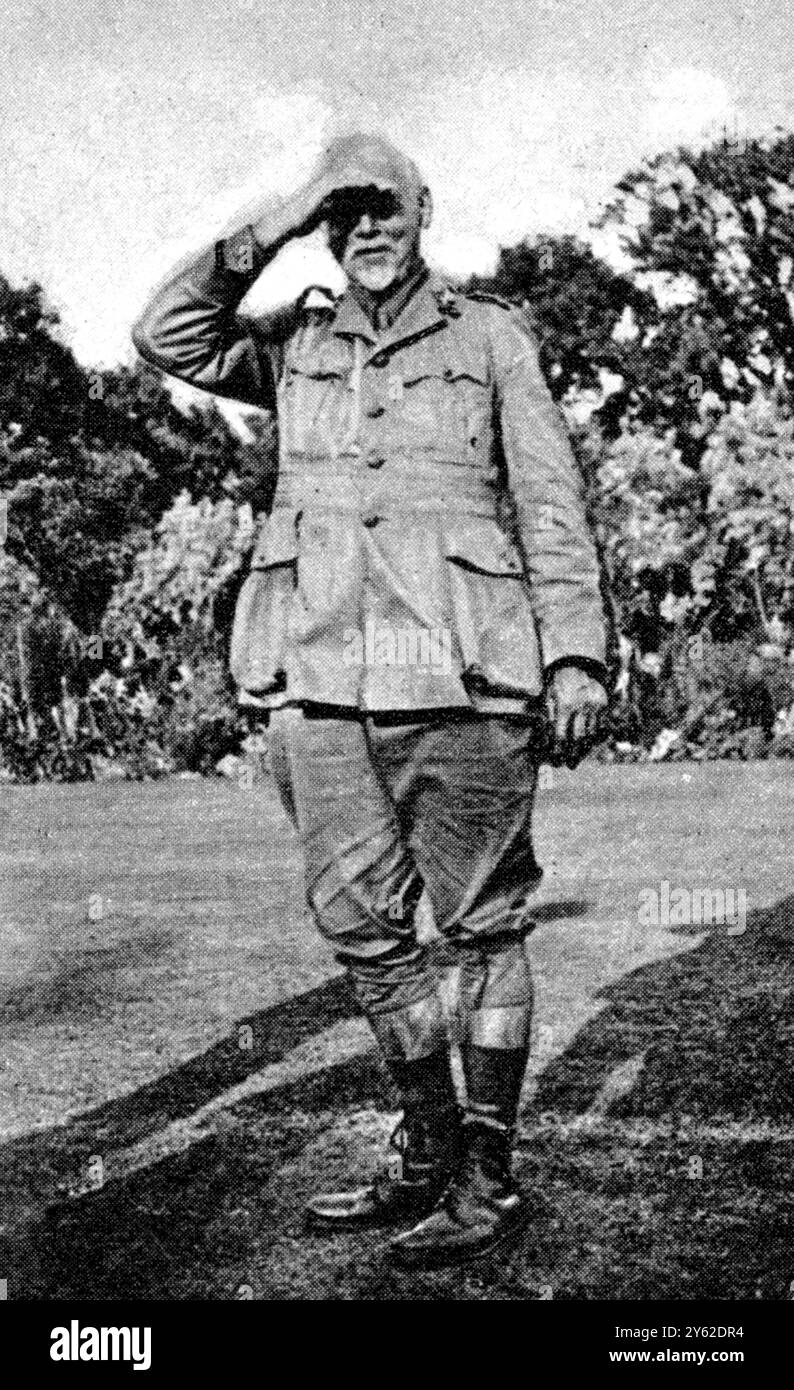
left=463, top=289, right=515, bottom=311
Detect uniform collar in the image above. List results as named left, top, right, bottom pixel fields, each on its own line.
left=331, top=290, right=378, bottom=343
left=332, top=268, right=458, bottom=354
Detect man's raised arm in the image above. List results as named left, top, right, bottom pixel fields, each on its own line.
left=131, top=171, right=346, bottom=406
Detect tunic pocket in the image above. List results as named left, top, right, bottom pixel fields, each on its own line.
left=282, top=339, right=354, bottom=457
left=442, top=518, right=543, bottom=697
left=399, top=349, right=490, bottom=453
left=229, top=509, right=299, bottom=695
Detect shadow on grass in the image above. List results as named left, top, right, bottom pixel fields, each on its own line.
left=536, top=893, right=794, bottom=1125
left=2, top=897, right=792, bottom=1299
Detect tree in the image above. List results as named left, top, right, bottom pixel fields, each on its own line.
left=463, top=234, right=655, bottom=434
left=599, top=132, right=794, bottom=456
left=0, top=272, right=277, bottom=627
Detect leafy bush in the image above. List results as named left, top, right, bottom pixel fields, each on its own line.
left=0, top=554, right=92, bottom=780
left=95, top=492, right=256, bottom=773
left=597, top=397, right=794, bottom=759
left=0, top=496, right=255, bottom=780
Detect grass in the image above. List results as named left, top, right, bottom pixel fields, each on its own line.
left=0, top=761, right=792, bottom=1300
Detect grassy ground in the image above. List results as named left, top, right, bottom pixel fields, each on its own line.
left=0, top=762, right=792, bottom=1301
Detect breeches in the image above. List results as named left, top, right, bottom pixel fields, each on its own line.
left=268, top=706, right=542, bottom=1057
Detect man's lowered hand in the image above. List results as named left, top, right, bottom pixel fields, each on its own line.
left=545, top=663, right=608, bottom=769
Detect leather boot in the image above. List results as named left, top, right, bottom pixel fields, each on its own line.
left=306, top=1049, right=462, bottom=1230
left=389, top=1039, right=531, bottom=1267
left=389, top=1115, right=524, bottom=1267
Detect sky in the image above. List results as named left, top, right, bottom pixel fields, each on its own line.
left=2, top=0, right=793, bottom=367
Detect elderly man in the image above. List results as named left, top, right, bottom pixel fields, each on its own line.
left=133, top=132, right=609, bottom=1268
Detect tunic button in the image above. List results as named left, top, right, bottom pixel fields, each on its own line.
left=366, top=451, right=386, bottom=469
left=443, top=366, right=455, bottom=381
left=362, top=513, right=380, bottom=528
left=366, top=403, right=386, bottom=418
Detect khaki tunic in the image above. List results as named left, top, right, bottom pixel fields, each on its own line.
left=133, top=243, right=607, bottom=712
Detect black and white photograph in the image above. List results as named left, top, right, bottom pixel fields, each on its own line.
left=1, top=0, right=793, bottom=1348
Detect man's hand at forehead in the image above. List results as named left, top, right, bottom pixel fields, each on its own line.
left=249, top=166, right=373, bottom=247
left=240, top=132, right=424, bottom=268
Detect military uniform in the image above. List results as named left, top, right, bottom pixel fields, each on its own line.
left=133, top=185, right=608, bottom=1260
left=135, top=247, right=604, bottom=710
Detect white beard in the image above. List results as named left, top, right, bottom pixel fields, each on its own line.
left=349, top=254, right=398, bottom=294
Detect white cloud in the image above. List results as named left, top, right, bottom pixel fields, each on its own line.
left=429, top=232, right=498, bottom=279
left=410, top=65, right=599, bottom=256
left=640, top=62, right=739, bottom=152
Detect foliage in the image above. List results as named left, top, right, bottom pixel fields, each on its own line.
left=597, top=397, right=794, bottom=759
left=598, top=132, right=794, bottom=457
left=0, top=497, right=255, bottom=781
left=0, top=275, right=277, bottom=627
left=96, top=492, right=256, bottom=774
left=0, top=553, right=89, bottom=780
